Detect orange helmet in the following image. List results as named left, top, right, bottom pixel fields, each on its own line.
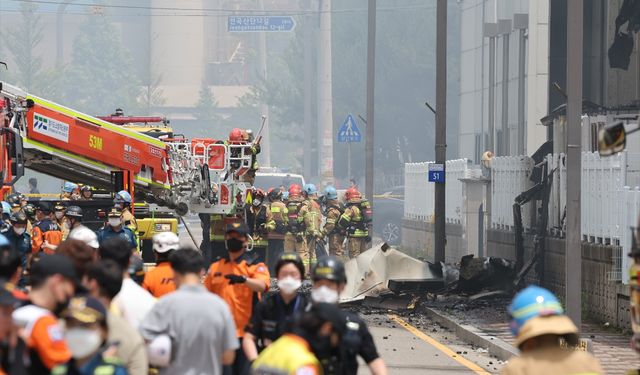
left=229, top=128, right=244, bottom=143
left=254, top=188, right=266, bottom=199
left=345, top=187, right=362, bottom=202
left=288, top=184, right=302, bottom=198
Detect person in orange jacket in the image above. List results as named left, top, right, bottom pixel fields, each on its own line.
left=142, top=232, right=180, bottom=298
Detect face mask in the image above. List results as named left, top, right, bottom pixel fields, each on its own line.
left=278, top=277, right=302, bottom=295
left=13, top=227, right=25, bottom=235
left=65, top=328, right=102, bottom=359
left=225, top=238, right=244, bottom=253
left=252, top=199, right=262, bottom=207
left=54, top=212, right=64, bottom=220
left=311, top=285, right=339, bottom=304
left=108, top=218, right=121, bottom=227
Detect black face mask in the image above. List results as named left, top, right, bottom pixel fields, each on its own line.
left=225, top=238, right=244, bottom=253
left=53, top=299, right=70, bottom=317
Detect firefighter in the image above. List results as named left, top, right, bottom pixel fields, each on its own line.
left=31, top=202, right=63, bottom=255
left=60, top=181, right=78, bottom=200
left=501, top=285, right=603, bottom=375
left=310, top=256, right=387, bottom=375
left=322, top=186, right=346, bottom=258
left=246, top=188, right=269, bottom=265
left=284, top=184, right=307, bottom=266
left=299, top=183, right=324, bottom=269
left=338, top=187, right=370, bottom=259
left=114, top=190, right=137, bottom=232
left=80, top=185, right=93, bottom=200
left=53, top=202, right=70, bottom=240
left=265, top=188, right=288, bottom=273
left=204, top=222, right=270, bottom=375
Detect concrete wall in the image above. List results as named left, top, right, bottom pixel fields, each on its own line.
left=403, top=220, right=631, bottom=329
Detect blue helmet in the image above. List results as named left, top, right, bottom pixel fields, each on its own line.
left=303, top=183, right=317, bottom=196
left=324, top=185, right=338, bottom=200
left=114, top=190, right=132, bottom=204
left=508, top=285, right=564, bottom=336
left=63, top=182, right=78, bottom=193
left=282, top=191, right=289, bottom=200
left=0, top=202, right=10, bottom=215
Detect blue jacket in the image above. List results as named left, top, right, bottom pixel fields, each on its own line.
left=96, top=225, right=137, bottom=250
left=52, top=352, right=128, bottom=375
left=5, top=229, right=31, bottom=285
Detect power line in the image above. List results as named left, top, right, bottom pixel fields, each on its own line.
left=5, top=0, right=436, bottom=17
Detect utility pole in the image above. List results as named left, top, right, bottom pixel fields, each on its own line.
left=365, top=0, right=376, bottom=203
left=258, top=0, right=271, bottom=166
left=303, top=0, right=313, bottom=178
left=434, top=0, right=447, bottom=263
left=318, top=0, right=334, bottom=184
left=566, top=0, right=582, bottom=328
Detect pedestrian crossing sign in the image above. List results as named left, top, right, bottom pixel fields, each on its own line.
left=337, top=114, right=362, bottom=143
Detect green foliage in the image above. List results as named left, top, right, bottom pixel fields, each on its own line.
left=60, top=15, right=141, bottom=115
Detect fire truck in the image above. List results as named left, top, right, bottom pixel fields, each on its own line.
left=0, top=81, right=257, bottom=221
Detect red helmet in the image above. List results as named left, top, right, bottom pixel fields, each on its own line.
left=254, top=188, right=266, bottom=199
left=345, top=187, right=362, bottom=202
left=229, top=128, right=244, bottom=143
left=288, top=184, right=302, bottom=198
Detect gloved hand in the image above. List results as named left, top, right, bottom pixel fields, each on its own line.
left=225, top=274, right=247, bottom=284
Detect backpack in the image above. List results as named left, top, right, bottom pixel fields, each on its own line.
left=356, top=199, right=373, bottom=224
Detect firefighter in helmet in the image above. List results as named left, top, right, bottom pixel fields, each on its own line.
left=321, top=186, right=346, bottom=258
left=246, top=188, right=269, bottom=265
left=284, top=184, right=307, bottom=267
left=264, top=188, right=289, bottom=274
left=298, top=183, right=324, bottom=268
left=114, top=190, right=137, bottom=232
left=501, top=285, right=603, bottom=374
left=337, top=187, right=369, bottom=259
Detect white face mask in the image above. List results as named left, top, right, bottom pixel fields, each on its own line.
left=54, top=212, right=64, bottom=220
left=108, top=218, right=121, bottom=227
left=278, top=276, right=302, bottom=295
left=65, top=328, right=102, bottom=359
left=311, top=285, right=339, bottom=304
left=13, top=227, right=25, bottom=235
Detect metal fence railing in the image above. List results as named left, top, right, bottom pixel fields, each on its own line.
left=490, top=156, right=534, bottom=230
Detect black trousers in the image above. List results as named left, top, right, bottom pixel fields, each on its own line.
left=267, top=239, right=284, bottom=275
left=223, top=338, right=250, bottom=375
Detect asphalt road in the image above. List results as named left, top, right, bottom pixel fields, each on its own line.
left=178, top=218, right=502, bottom=374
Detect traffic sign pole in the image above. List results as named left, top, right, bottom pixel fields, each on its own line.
left=434, top=0, right=447, bottom=264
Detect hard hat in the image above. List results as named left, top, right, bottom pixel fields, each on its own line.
left=53, top=202, right=66, bottom=212
left=9, top=210, right=27, bottom=225
left=114, top=190, right=132, bottom=204
left=81, top=185, right=92, bottom=192
left=229, top=128, right=244, bottom=143
left=152, top=232, right=180, bottom=254
left=65, top=206, right=83, bottom=219
left=63, top=182, right=78, bottom=193
left=303, top=183, right=317, bottom=196
left=288, top=184, right=302, bottom=198
left=23, top=203, right=36, bottom=219
left=282, top=191, right=289, bottom=200
left=36, top=201, right=52, bottom=214
left=107, top=207, right=123, bottom=218
left=6, top=194, right=20, bottom=208
left=253, top=188, right=266, bottom=199
left=68, top=226, right=99, bottom=249
left=345, top=187, right=362, bottom=202
left=267, top=188, right=282, bottom=202
left=507, top=285, right=578, bottom=347
left=1, top=202, right=11, bottom=215
left=312, top=255, right=347, bottom=284
left=275, top=252, right=305, bottom=278
left=324, top=186, right=338, bottom=200
left=147, top=334, right=172, bottom=367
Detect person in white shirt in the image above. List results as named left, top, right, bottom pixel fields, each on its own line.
left=98, top=237, right=155, bottom=329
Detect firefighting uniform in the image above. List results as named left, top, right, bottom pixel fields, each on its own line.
left=338, top=204, right=368, bottom=259
left=323, top=200, right=345, bottom=258
left=265, top=201, right=288, bottom=274
left=298, top=198, right=322, bottom=269
left=284, top=198, right=307, bottom=256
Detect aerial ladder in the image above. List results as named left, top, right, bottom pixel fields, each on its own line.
left=0, top=81, right=255, bottom=216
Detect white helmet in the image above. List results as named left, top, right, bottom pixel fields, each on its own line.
left=152, top=232, right=180, bottom=253
left=68, top=226, right=99, bottom=249
left=147, top=334, right=172, bottom=367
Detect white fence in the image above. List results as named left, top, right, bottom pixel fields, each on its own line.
left=403, top=159, right=479, bottom=224
left=490, top=156, right=534, bottom=229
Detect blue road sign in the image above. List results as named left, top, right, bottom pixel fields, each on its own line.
left=428, top=163, right=445, bottom=183
left=227, top=16, right=296, bottom=32
left=337, top=115, right=362, bottom=143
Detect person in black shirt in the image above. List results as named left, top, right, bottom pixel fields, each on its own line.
left=243, top=252, right=308, bottom=362
left=310, top=256, right=387, bottom=375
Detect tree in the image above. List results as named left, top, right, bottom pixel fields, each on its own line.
left=1, top=2, right=50, bottom=93
left=60, top=15, right=141, bottom=115
left=140, top=69, right=167, bottom=113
